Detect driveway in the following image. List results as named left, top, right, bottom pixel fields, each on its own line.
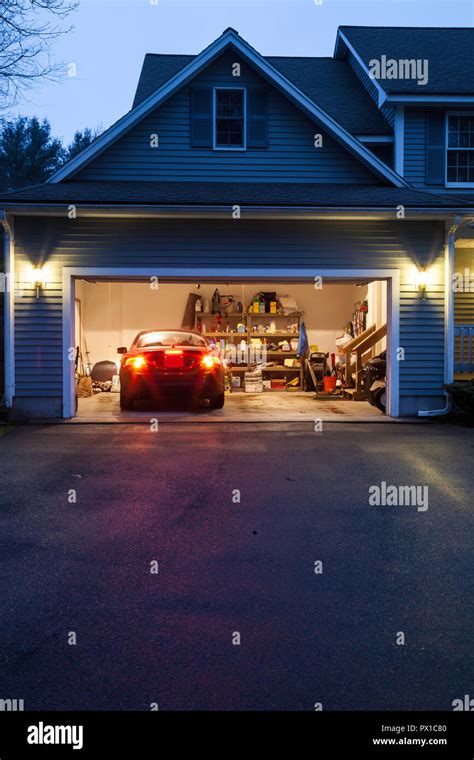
left=75, top=391, right=386, bottom=422
left=0, top=422, right=472, bottom=711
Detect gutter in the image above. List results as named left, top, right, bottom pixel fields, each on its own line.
left=418, top=214, right=474, bottom=417
left=0, top=203, right=471, bottom=220
left=0, top=211, right=14, bottom=408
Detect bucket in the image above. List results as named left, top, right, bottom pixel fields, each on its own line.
left=323, top=376, right=337, bottom=393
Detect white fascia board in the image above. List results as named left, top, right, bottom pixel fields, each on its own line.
left=356, top=135, right=393, bottom=143
left=2, top=205, right=469, bottom=219
left=49, top=29, right=407, bottom=188
left=386, top=95, right=474, bottom=104
left=336, top=31, right=389, bottom=108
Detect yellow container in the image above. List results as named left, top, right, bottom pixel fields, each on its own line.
left=270, top=302, right=277, bottom=314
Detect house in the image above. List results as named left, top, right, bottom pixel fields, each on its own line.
left=0, top=25, right=473, bottom=419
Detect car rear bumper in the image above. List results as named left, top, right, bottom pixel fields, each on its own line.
left=120, top=369, right=224, bottom=399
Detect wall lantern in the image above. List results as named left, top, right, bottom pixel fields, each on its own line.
left=29, top=266, right=46, bottom=298
left=414, top=268, right=434, bottom=300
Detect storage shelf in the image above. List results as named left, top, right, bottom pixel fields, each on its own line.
left=247, top=312, right=302, bottom=317
left=198, top=312, right=245, bottom=317
left=197, top=305, right=304, bottom=392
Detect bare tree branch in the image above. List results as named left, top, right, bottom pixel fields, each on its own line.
left=0, top=0, right=78, bottom=108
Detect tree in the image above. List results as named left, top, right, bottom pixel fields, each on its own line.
left=63, top=126, right=101, bottom=163
left=0, top=0, right=78, bottom=108
left=0, top=115, right=64, bottom=190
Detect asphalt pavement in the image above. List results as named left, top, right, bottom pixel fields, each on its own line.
left=0, top=421, right=472, bottom=711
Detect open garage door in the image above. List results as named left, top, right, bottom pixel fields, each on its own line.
left=64, top=269, right=396, bottom=421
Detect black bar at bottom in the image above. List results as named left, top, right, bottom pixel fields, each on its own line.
left=0, top=711, right=472, bottom=758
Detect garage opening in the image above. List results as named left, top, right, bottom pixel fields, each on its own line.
left=72, top=276, right=389, bottom=421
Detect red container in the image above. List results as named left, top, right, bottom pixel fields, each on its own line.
left=323, top=376, right=337, bottom=393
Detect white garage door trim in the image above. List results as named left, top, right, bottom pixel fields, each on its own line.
left=62, top=267, right=400, bottom=419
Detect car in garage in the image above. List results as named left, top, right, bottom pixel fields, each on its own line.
left=117, top=330, right=225, bottom=410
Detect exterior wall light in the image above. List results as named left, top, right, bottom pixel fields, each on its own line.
left=29, top=266, right=46, bottom=298
left=415, top=268, right=434, bottom=299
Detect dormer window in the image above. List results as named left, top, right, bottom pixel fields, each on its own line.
left=213, top=88, right=246, bottom=150
left=446, top=113, right=474, bottom=186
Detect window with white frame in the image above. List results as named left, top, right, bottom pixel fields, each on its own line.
left=447, top=113, right=474, bottom=185
left=214, top=88, right=246, bottom=149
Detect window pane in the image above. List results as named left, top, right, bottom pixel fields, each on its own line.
left=448, top=129, right=459, bottom=148
left=215, top=90, right=244, bottom=147
left=447, top=166, right=457, bottom=182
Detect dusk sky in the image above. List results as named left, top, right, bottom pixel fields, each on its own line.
left=8, top=0, right=474, bottom=144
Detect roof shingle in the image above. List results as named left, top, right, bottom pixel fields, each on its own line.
left=1, top=181, right=471, bottom=208
left=133, top=53, right=392, bottom=135
left=337, top=26, right=474, bottom=94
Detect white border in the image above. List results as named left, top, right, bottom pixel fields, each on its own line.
left=213, top=87, right=247, bottom=151
left=62, top=266, right=400, bottom=419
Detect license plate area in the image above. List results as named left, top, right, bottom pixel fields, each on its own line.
left=164, top=352, right=184, bottom=370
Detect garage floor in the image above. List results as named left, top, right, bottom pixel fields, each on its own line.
left=74, top=391, right=389, bottom=423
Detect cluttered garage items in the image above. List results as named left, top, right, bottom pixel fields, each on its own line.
left=191, top=290, right=305, bottom=393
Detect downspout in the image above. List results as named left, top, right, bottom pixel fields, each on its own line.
left=418, top=214, right=472, bottom=417
left=0, top=211, right=14, bottom=408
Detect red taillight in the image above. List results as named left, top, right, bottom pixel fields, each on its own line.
left=201, top=354, right=221, bottom=369
left=125, top=355, right=147, bottom=369
left=164, top=349, right=183, bottom=356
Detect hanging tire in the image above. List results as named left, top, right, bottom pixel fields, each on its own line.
left=374, top=387, right=387, bottom=413
left=120, top=390, right=134, bottom=411
left=209, top=392, right=225, bottom=409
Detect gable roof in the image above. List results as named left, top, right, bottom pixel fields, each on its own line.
left=1, top=180, right=471, bottom=209
left=336, top=26, right=474, bottom=95
left=49, top=28, right=406, bottom=186
left=134, top=54, right=392, bottom=136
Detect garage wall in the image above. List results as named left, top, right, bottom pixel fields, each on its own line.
left=12, top=216, right=446, bottom=416
left=75, top=280, right=368, bottom=369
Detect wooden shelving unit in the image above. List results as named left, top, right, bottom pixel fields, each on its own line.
left=194, top=309, right=304, bottom=391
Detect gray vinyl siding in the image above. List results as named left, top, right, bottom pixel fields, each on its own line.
left=13, top=216, right=446, bottom=414
left=404, top=107, right=474, bottom=194
left=404, top=108, right=427, bottom=186
left=367, top=144, right=393, bottom=168
left=75, top=51, right=379, bottom=185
